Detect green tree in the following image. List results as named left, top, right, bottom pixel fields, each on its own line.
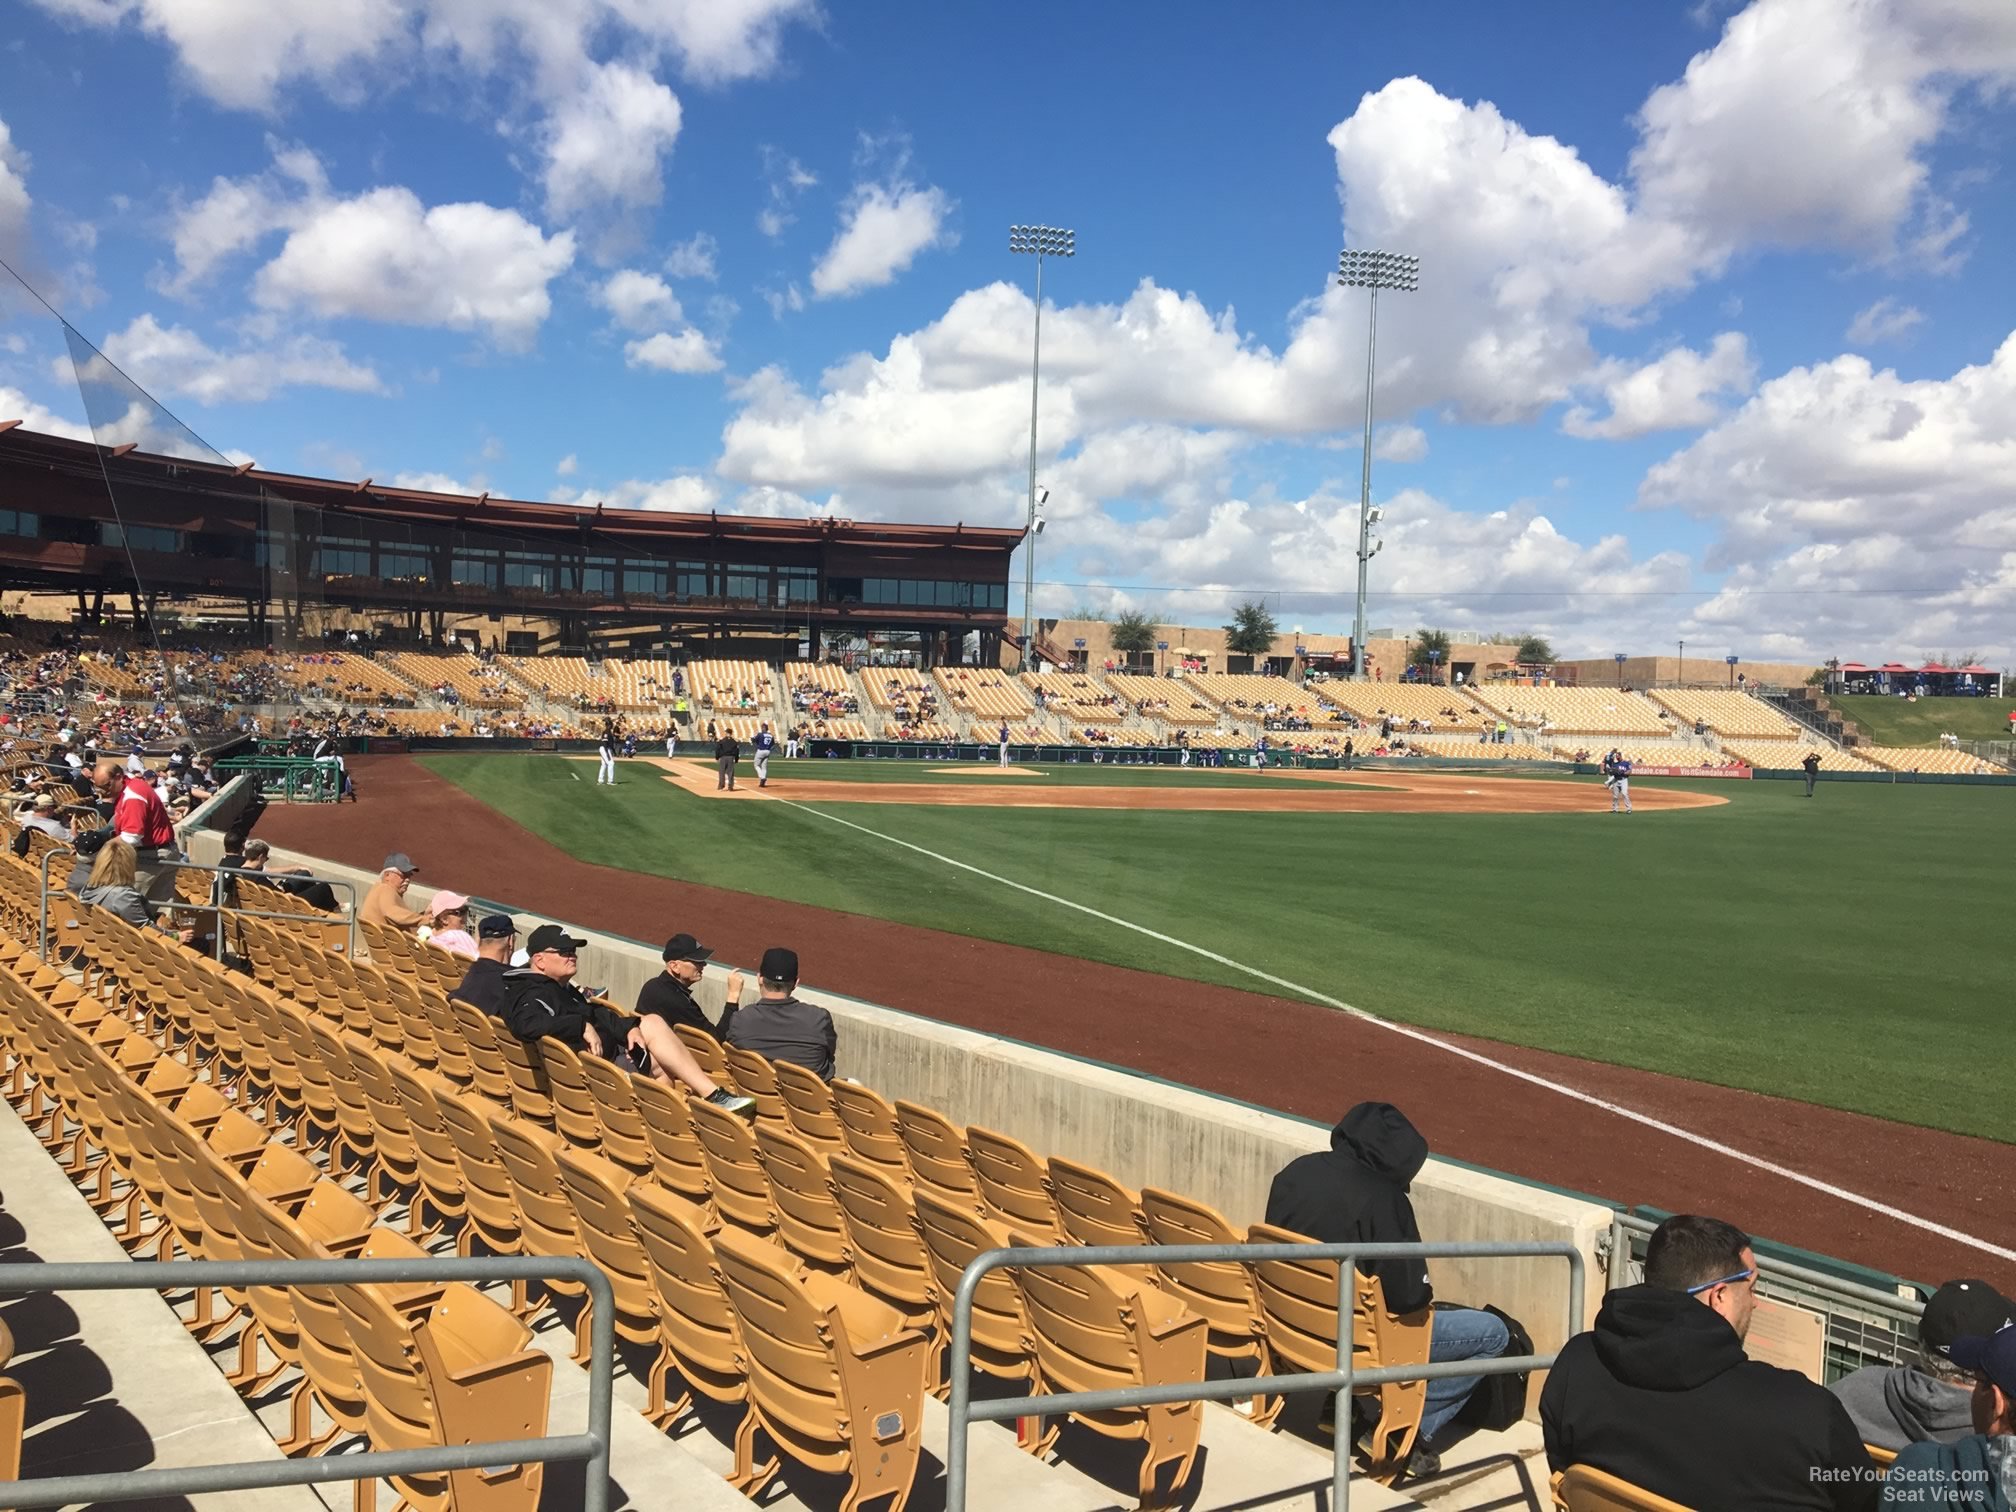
left=1515, top=634, right=1555, bottom=664
left=1068, top=605, right=1111, bottom=623
left=1223, top=600, right=1279, bottom=657
left=1109, top=610, right=1159, bottom=656
left=1409, top=628, right=1452, bottom=669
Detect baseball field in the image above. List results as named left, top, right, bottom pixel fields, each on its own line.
left=426, top=752, right=2002, bottom=1141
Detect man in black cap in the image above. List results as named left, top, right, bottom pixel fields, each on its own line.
left=1833, top=1280, right=2015, bottom=1451
left=714, top=729, right=740, bottom=791
left=1885, top=1325, right=2016, bottom=1509
left=501, top=923, right=753, bottom=1112
left=450, top=912, right=520, bottom=1016
left=635, top=932, right=745, bottom=1040
left=722, top=947, right=834, bottom=1079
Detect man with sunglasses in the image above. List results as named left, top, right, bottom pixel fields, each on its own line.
left=1542, top=1213, right=1877, bottom=1509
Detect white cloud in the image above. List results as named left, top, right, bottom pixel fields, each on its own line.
left=253, top=186, right=575, bottom=348
left=595, top=269, right=683, bottom=332
left=391, top=470, right=479, bottom=495
left=761, top=282, right=806, bottom=319
left=1561, top=333, right=1755, bottom=439
left=92, top=312, right=383, bottom=405
left=1845, top=296, right=1926, bottom=346
left=624, top=329, right=723, bottom=374
left=554, top=474, right=720, bottom=512
left=540, top=60, right=682, bottom=223
left=556, top=453, right=578, bottom=477
left=1372, top=423, right=1429, bottom=462
left=757, top=147, right=818, bottom=239
left=0, top=384, right=92, bottom=441
left=664, top=231, right=718, bottom=281
left=160, top=142, right=327, bottom=295
left=811, top=181, right=956, bottom=299
left=0, top=117, right=32, bottom=262
left=1631, top=0, right=2016, bottom=263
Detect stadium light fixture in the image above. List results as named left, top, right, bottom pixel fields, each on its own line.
left=1337, top=248, right=1420, bottom=680
left=1010, top=225, right=1075, bottom=665
left=1726, top=653, right=1740, bottom=690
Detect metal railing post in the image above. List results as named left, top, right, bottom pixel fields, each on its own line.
left=1334, top=1254, right=1355, bottom=1512
left=38, top=843, right=74, bottom=959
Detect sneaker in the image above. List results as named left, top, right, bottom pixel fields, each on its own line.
left=1354, top=1431, right=1440, bottom=1482
left=705, top=1088, right=757, bottom=1117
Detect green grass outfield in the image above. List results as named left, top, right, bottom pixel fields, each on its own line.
left=1835, top=693, right=2015, bottom=747
left=425, top=753, right=2013, bottom=1143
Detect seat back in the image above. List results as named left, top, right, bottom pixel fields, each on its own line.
left=673, top=1022, right=730, bottom=1083
left=384, top=1060, right=469, bottom=1228
left=911, top=1187, right=1032, bottom=1377
left=449, top=999, right=518, bottom=1106
left=828, top=1153, right=936, bottom=1314
left=830, top=1079, right=908, bottom=1174
left=752, top=1121, right=847, bottom=1271
left=895, top=1100, right=981, bottom=1208
left=536, top=1038, right=606, bottom=1150
left=630, top=1077, right=713, bottom=1203
left=1138, top=1186, right=1265, bottom=1344
left=552, top=1149, right=659, bottom=1341
left=965, top=1125, right=1060, bottom=1239
left=723, top=1046, right=786, bottom=1124
left=1047, top=1156, right=1145, bottom=1251
left=626, top=1184, right=746, bottom=1405
left=430, top=1084, right=524, bottom=1256
left=493, top=1027, right=556, bottom=1125
left=689, top=1095, right=777, bottom=1234
left=577, top=1055, right=655, bottom=1178
left=486, top=1116, right=586, bottom=1292
left=1553, top=1465, right=1698, bottom=1512
left=420, top=991, right=475, bottom=1086
left=773, top=1060, right=846, bottom=1153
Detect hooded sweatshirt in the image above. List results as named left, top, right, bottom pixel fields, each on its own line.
left=1542, top=1283, right=1878, bottom=1511
left=1885, top=1434, right=2016, bottom=1512
left=1831, top=1363, right=1976, bottom=1452
left=1263, top=1102, right=1432, bottom=1314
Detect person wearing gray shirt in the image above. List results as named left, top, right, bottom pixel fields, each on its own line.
left=1831, top=1279, right=2011, bottom=1452
left=721, top=946, right=835, bottom=1080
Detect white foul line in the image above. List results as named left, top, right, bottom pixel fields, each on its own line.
left=776, top=797, right=2015, bottom=1264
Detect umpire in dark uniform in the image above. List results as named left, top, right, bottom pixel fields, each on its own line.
left=715, top=730, right=741, bottom=791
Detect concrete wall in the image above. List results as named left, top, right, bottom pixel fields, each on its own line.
left=1554, top=655, right=1819, bottom=689
left=229, top=836, right=1611, bottom=1417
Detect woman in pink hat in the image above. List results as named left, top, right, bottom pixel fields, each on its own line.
left=420, top=891, right=479, bottom=959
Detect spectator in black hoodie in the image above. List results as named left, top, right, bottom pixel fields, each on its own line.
left=1542, top=1213, right=1877, bottom=1510
left=1264, top=1102, right=1509, bottom=1471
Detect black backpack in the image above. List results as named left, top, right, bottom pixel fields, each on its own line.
left=1453, top=1304, right=1535, bottom=1432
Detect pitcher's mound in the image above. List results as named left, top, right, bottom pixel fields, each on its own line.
left=930, top=765, right=1046, bottom=776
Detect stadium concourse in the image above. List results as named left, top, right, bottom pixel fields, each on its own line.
left=255, top=752, right=2016, bottom=1289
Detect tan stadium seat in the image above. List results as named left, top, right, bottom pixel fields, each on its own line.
left=345, top=1038, right=427, bottom=1223
left=1550, top=1465, right=1696, bottom=1511
left=306, top=1020, right=393, bottom=1200
left=894, top=1100, right=982, bottom=1210
left=335, top=1243, right=553, bottom=1512
left=431, top=1086, right=535, bottom=1316
left=534, top=1038, right=607, bottom=1152
left=775, top=1060, right=847, bottom=1154
left=724, top=1045, right=787, bottom=1125
left=753, top=1121, right=849, bottom=1274
left=1009, top=1238, right=1208, bottom=1507
left=1137, top=1187, right=1277, bottom=1426
left=422, top=992, right=476, bottom=1087
left=827, top=1153, right=941, bottom=1359
left=690, top=1094, right=779, bottom=1236
left=386, top=1059, right=475, bottom=1238
left=713, top=1226, right=931, bottom=1512
left=674, top=1022, right=732, bottom=1084
left=631, top=1077, right=715, bottom=1206
left=831, top=1080, right=910, bottom=1176
left=577, top=1055, right=657, bottom=1179
left=0, top=1372, right=22, bottom=1483
left=492, top=1027, right=556, bottom=1128
left=1247, top=1221, right=1430, bottom=1485
left=627, top=1183, right=747, bottom=1427
left=449, top=1001, right=520, bottom=1109
left=911, top=1188, right=1034, bottom=1403
left=1048, top=1156, right=1148, bottom=1251
left=1865, top=1443, right=1898, bottom=1469
left=486, top=1116, right=589, bottom=1339
left=553, top=1148, right=668, bottom=1377
left=966, top=1125, right=1061, bottom=1240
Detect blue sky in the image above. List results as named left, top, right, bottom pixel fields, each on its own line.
left=2, top=0, right=2013, bottom=661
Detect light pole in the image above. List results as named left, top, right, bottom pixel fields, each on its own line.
left=1010, top=224, right=1074, bottom=668
left=1615, top=652, right=1627, bottom=688
left=1678, top=639, right=1685, bottom=683
left=1337, top=247, right=1419, bottom=680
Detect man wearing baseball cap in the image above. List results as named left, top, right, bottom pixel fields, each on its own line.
left=635, top=933, right=744, bottom=1041
left=721, top=946, right=835, bottom=1080
left=500, top=923, right=752, bottom=1114
left=1835, top=1280, right=2014, bottom=1451
left=1885, top=1324, right=2016, bottom=1510
left=450, top=913, right=519, bottom=1016
left=359, top=853, right=426, bottom=931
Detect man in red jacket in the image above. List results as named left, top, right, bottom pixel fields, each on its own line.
left=94, top=758, right=182, bottom=902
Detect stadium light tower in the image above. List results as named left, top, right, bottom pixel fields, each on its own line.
left=1338, top=247, right=1419, bottom=680
left=1010, top=224, right=1074, bottom=666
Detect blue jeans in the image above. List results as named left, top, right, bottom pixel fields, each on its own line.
left=1419, top=1306, right=1511, bottom=1444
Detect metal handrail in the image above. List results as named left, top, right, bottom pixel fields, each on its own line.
left=36, top=855, right=361, bottom=961
left=1607, top=1212, right=1923, bottom=1318
left=0, top=1255, right=614, bottom=1512
left=944, top=1238, right=1585, bottom=1512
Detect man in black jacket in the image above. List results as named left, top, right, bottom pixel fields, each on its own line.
left=635, top=932, right=744, bottom=1039
left=715, top=731, right=740, bottom=790
left=1541, top=1213, right=1877, bottom=1510
left=500, top=924, right=753, bottom=1113
left=1264, top=1102, right=1508, bottom=1470
left=451, top=913, right=519, bottom=1015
